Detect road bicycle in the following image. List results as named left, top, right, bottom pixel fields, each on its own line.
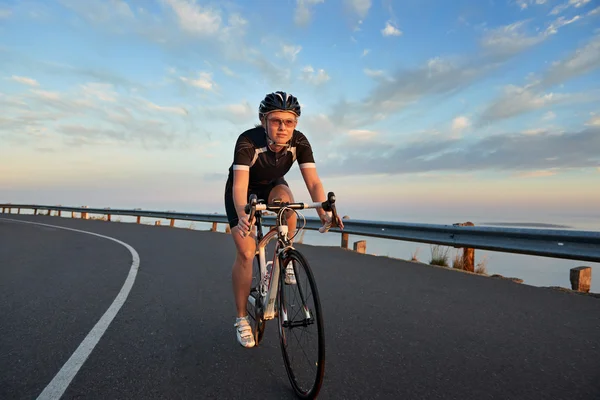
left=244, top=191, right=342, bottom=399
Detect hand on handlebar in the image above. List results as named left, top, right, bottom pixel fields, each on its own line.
left=237, top=215, right=252, bottom=238
left=318, top=211, right=344, bottom=233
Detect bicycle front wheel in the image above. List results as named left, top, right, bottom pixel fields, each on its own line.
left=277, top=249, right=325, bottom=399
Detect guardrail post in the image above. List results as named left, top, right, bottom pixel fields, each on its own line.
left=105, top=208, right=111, bottom=222
left=82, top=206, right=88, bottom=219
left=212, top=222, right=217, bottom=232
left=34, top=208, right=38, bottom=215
left=341, top=215, right=350, bottom=249
left=170, top=218, right=175, bottom=227
left=47, top=209, right=52, bottom=216
left=225, top=225, right=231, bottom=234
left=18, top=208, right=21, bottom=214
left=137, top=216, right=141, bottom=224
left=57, top=205, right=61, bottom=217
left=455, top=222, right=475, bottom=272
left=353, top=240, right=366, bottom=254
left=570, top=266, right=591, bottom=293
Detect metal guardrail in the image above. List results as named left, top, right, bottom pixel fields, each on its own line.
left=1, top=203, right=600, bottom=263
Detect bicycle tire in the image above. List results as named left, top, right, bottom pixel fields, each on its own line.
left=277, top=249, right=325, bottom=399
left=248, top=254, right=266, bottom=346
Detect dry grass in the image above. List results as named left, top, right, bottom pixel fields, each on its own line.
left=452, top=252, right=465, bottom=270
left=429, top=245, right=450, bottom=267
left=475, top=256, right=489, bottom=275
left=411, top=247, right=420, bottom=262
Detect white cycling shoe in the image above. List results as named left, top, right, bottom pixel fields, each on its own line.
left=234, top=316, right=255, bottom=348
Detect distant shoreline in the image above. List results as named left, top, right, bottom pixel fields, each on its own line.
left=481, top=222, right=573, bottom=229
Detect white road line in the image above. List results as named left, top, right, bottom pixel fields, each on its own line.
left=1, top=217, right=141, bottom=400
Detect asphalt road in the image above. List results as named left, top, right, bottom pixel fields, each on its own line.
left=1, top=214, right=599, bottom=400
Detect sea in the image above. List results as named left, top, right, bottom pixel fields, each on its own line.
left=7, top=207, right=600, bottom=293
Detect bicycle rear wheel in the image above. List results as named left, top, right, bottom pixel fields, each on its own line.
left=277, top=249, right=325, bottom=399
left=247, top=254, right=266, bottom=346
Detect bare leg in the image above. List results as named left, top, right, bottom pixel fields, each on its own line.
left=269, top=184, right=296, bottom=238
left=231, top=226, right=256, bottom=317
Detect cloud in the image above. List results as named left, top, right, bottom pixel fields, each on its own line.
left=221, top=66, right=237, bottom=77
left=179, top=72, right=216, bottom=91
left=328, top=18, right=565, bottom=130
left=515, top=0, right=547, bottom=9
left=9, top=75, right=40, bottom=87
left=1, top=81, right=197, bottom=149
left=452, top=116, right=471, bottom=132
left=347, top=129, right=378, bottom=140
left=161, top=0, right=222, bottom=36
left=301, top=66, right=330, bottom=85
left=550, top=0, right=591, bottom=15
left=479, top=35, right=600, bottom=124
left=0, top=8, right=11, bottom=18
left=545, top=15, right=582, bottom=35
left=589, top=6, right=600, bottom=16
left=480, top=20, right=547, bottom=58
left=203, top=101, right=255, bottom=126
left=279, top=44, right=302, bottom=62
left=362, top=49, right=370, bottom=57
left=382, top=21, right=402, bottom=37
left=540, top=35, right=600, bottom=87
left=345, top=0, right=372, bottom=18
left=543, top=111, right=557, bottom=121
left=319, top=126, right=600, bottom=177
left=479, top=84, right=582, bottom=123
left=515, top=170, right=557, bottom=178
left=294, top=0, right=324, bottom=27
left=587, top=114, right=600, bottom=126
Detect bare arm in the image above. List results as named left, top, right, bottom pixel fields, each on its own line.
left=233, top=169, right=250, bottom=235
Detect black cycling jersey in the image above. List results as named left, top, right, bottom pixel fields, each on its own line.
left=225, top=126, right=316, bottom=190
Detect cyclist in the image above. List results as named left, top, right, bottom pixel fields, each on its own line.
left=224, top=90, right=343, bottom=348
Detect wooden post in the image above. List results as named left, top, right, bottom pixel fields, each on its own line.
left=341, top=233, right=349, bottom=249
left=341, top=215, right=350, bottom=249
left=47, top=209, right=51, bottom=216
left=455, top=221, right=475, bottom=272
left=18, top=208, right=21, bottom=214
left=71, top=211, right=75, bottom=218
left=34, top=209, right=38, bottom=215
left=137, top=216, right=141, bottom=224
left=570, top=266, right=592, bottom=293
left=155, top=220, right=161, bottom=226
left=170, top=219, right=175, bottom=227
left=225, top=225, right=231, bottom=234
left=58, top=210, right=61, bottom=217
left=211, top=222, right=217, bottom=232
left=353, top=240, right=367, bottom=254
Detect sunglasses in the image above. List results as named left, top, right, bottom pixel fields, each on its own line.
left=268, top=117, right=297, bottom=128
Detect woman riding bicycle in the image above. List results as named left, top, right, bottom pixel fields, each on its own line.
left=224, top=91, right=343, bottom=348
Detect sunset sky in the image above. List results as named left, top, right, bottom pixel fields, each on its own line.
left=1, top=0, right=599, bottom=223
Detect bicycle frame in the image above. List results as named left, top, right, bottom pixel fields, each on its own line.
left=247, top=221, right=288, bottom=321
left=245, top=192, right=341, bottom=322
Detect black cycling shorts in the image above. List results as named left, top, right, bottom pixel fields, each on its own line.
left=224, top=178, right=289, bottom=229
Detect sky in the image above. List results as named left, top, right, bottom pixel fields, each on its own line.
left=1, top=0, right=599, bottom=224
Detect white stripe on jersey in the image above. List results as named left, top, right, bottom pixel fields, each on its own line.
left=251, top=147, right=268, bottom=167
left=299, top=162, right=316, bottom=169
left=233, top=164, right=250, bottom=171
